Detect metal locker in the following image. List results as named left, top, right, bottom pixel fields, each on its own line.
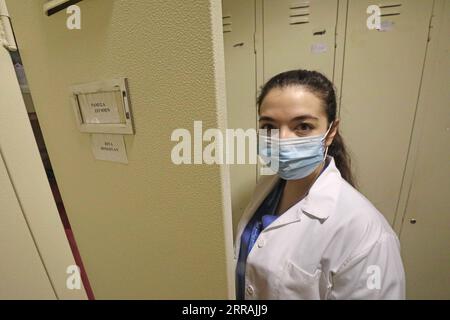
left=222, top=0, right=258, bottom=235
left=396, top=0, right=450, bottom=299
left=0, top=152, right=56, bottom=299
left=263, top=0, right=339, bottom=81
left=339, top=0, right=434, bottom=224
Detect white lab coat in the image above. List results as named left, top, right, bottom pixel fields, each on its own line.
left=234, top=156, right=406, bottom=300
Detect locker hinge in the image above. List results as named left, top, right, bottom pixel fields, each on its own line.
left=0, top=0, right=17, bottom=51
left=334, top=29, right=338, bottom=49
left=426, top=13, right=435, bottom=43
left=253, top=31, right=257, bottom=54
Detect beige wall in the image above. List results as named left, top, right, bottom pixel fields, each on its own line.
left=7, top=0, right=233, bottom=299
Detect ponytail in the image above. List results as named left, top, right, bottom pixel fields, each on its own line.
left=328, top=131, right=356, bottom=188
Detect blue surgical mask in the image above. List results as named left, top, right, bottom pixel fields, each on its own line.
left=259, top=123, right=333, bottom=180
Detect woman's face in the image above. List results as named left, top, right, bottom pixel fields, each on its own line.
left=258, top=85, right=338, bottom=147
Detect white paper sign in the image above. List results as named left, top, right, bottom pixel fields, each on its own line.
left=78, top=91, right=123, bottom=124
left=91, top=134, right=128, bottom=164
left=378, top=20, right=395, bottom=32
left=311, top=43, right=328, bottom=54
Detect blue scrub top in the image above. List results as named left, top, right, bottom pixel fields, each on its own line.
left=235, top=178, right=286, bottom=300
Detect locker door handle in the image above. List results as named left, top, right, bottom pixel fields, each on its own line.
left=410, top=218, right=417, bottom=224
left=313, top=29, right=326, bottom=36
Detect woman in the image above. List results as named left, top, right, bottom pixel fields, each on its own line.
left=234, top=70, right=405, bottom=300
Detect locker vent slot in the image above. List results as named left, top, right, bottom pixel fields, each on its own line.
left=223, top=15, right=232, bottom=33
left=289, top=1, right=310, bottom=25
left=379, top=3, right=402, bottom=17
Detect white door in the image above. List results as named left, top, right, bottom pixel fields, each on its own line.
left=0, top=0, right=87, bottom=299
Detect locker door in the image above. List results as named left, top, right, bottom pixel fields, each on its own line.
left=0, top=151, right=56, bottom=299
left=398, top=0, right=450, bottom=299
left=339, top=0, right=434, bottom=224
left=222, top=0, right=257, bottom=235
left=0, top=3, right=87, bottom=297
left=263, top=0, right=338, bottom=81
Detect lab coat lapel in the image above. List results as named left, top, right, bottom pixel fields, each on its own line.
left=234, top=174, right=280, bottom=259
left=262, top=156, right=341, bottom=231
left=234, top=157, right=341, bottom=259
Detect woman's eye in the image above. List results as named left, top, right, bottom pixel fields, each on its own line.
left=295, top=123, right=312, bottom=131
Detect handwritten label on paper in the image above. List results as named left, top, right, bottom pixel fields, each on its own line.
left=91, top=134, right=128, bottom=164
left=377, top=20, right=395, bottom=32
left=311, top=43, right=328, bottom=54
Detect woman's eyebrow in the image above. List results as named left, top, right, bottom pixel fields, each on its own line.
left=258, top=116, right=275, bottom=122
left=290, top=115, right=319, bottom=122
left=259, top=115, right=319, bottom=122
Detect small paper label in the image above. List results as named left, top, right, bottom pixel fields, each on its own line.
left=91, top=134, right=128, bottom=164
left=378, top=20, right=395, bottom=32
left=78, top=91, right=124, bottom=124
left=311, top=43, right=328, bottom=54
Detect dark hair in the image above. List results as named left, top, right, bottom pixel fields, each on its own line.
left=257, top=69, right=356, bottom=188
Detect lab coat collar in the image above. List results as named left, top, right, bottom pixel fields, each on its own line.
left=298, top=156, right=342, bottom=221
left=262, top=156, right=342, bottom=232
left=234, top=174, right=279, bottom=258
left=267, top=156, right=342, bottom=224
left=234, top=156, right=342, bottom=257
